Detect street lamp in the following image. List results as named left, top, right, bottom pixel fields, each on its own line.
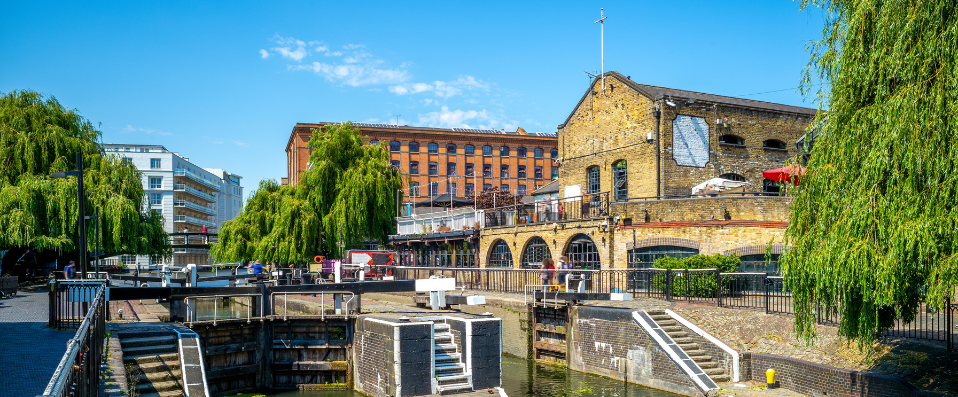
left=50, top=152, right=88, bottom=279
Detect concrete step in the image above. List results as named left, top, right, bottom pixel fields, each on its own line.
left=437, top=374, right=470, bottom=385
left=711, top=374, right=731, bottom=383
left=123, top=343, right=178, bottom=357
left=434, top=333, right=453, bottom=343
left=133, top=380, right=182, bottom=394
left=671, top=337, right=693, bottom=344
left=435, top=363, right=465, bottom=374
left=695, top=360, right=718, bottom=369
left=435, top=352, right=462, bottom=363
left=120, top=335, right=177, bottom=348
left=124, top=352, right=180, bottom=364
left=437, top=382, right=473, bottom=394
left=665, top=331, right=689, bottom=339
left=661, top=325, right=684, bottom=333
left=685, top=349, right=708, bottom=358
left=704, top=367, right=726, bottom=376
left=136, top=391, right=186, bottom=397
left=131, top=367, right=183, bottom=384
left=676, top=342, right=700, bottom=351
left=135, top=360, right=182, bottom=373
left=435, top=323, right=450, bottom=332
left=435, top=343, right=458, bottom=352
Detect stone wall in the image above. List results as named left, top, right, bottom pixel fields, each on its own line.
left=447, top=316, right=503, bottom=389
left=568, top=306, right=701, bottom=396
left=610, top=196, right=791, bottom=224
left=742, top=353, right=944, bottom=397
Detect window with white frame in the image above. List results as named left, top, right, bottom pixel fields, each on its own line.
left=149, top=176, right=162, bottom=189
left=150, top=193, right=162, bottom=205
left=150, top=158, right=161, bottom=169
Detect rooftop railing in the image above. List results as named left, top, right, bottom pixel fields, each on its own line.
left=479, top=191, right=610, bottom=228
left=174, top=169, right=221, bottom=191
left=174, top=183, right=216, bottom=202
left=395, top=207, right=483, bottom=235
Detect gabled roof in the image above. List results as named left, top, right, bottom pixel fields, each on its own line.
left=559, top=71, right=818, bottom=128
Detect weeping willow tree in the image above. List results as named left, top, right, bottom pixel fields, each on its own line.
left=212, top=123, right=402, bottom=263
left=0, top=90, right=170, bottom=272
left=784, top=1, right=958, bottom=346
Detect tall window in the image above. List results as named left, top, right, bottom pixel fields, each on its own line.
left=465, top=183, right=475, bottom=197
left=447, top=163, right=457, bottom=176
left=720, top=173, right=746, bottom=182
left=446, top=143, right=457, bottom=153
left=465, top=144, right=475, bottom=155
left=517, top=147, right=527, bottom=157
left=149, top=176, right=162, bottom=189
left=521, top=237, right=551, bottom=268
left=465, top=163, right=474, bottom=176
left=518, top=185, right=527, bottom=195
left=517, top=165, right=526, bottom=178
left=409, top=161, right=419, bottom=175
left=446, top=183, right=457, bottom=196
left=500, top=165, right=509, bottom=178
left=369, top=139, right=379, bottom=145
left=550, top=148, right=558, bottom=158
left=740, top=254, right=781, bottom=274
left=390, top=141, right=401, bottom=151
left=482, top=145, right=493, bottom=156
left=534, top=166, right=543, bottom=179
left=150, top=193, right=162, bottom=205
left=390, top=160, right=400, bottom=169
left=500, top=146, right=510, bottom=157
left=613, top=160, right=628, bottom=201
left=587, top=166, right=600, bottom=194
left=429, top=182, right=438, bottom=196
left=150, top=158, right=161, bottom=169
left=409, top=142, right=420, bottom=152
left=763, top=179, right=781, bottom=195
left=483, top=184, right=492, bottom=192
left=483, top=164, right=492, bottom=177
left=428, top=162, right=438, bottom=175
left=551, top=166, right=559, bottom=179
left=534, top=148, right=544, bottom=158
left=565, top=234, right=599, bottom=269
left=410, top=182, right=420, bottom=197
left=627, top=246, right=699, bottom=269
left=428, top=142, right=439, bottom=153
left=500, top=184, right=509, bottom=193
left=489, top=240, right=513, bottom=267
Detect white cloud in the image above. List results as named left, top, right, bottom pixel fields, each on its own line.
left=259, top=49, right=269, bottom=59
left=272, top=38, right=308, bottom=61
left=417, top=106, right=491, bottom=129
left=423, top=98, right=437, bottom=106
left=326, top=51, right=343, bottom=56
left=389, top=75, right=488, bottom=98
left=344, top=44, right=365, bottom=50
left=121, top=124, right=172, bottom=136
left=291, top=56, right=409, bottom=87
left=232, top=140, right=249, bottom=147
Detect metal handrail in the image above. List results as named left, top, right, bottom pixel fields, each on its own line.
left=174, top=199, right=217, bottom=215
left=41, top=283, right=106, bottom=397
left=174, top=184, right=216, bottom=201
left=184, top=294, right=262, bottom=326
left=173, top=169, right=222, bottom=191
left=270, top=291, right=356, bottom=321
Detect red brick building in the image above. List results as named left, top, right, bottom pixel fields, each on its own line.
left=286, top=122, right=559, bottom=200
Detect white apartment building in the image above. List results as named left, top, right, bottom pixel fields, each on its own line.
left=102, top=144, right=244, bottom=268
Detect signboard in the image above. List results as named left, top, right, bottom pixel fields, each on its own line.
left=672, top=115, right=710, bottom=167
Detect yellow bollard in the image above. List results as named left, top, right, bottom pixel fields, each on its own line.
left=766, top=368, right=776, bottom=388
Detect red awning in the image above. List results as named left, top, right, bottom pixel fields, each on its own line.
left=763, top=165, right=806, bottom=185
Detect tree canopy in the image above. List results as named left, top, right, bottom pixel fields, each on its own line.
left=0, top=90, right=170, bottom=268
left=468, top=186, right=523, bottom=210
left=212, top=123, right=402, bottom=263
left=784, top=1, right=958, bottom=346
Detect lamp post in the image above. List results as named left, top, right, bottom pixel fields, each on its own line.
left=51, top=152, right=87, bottom=279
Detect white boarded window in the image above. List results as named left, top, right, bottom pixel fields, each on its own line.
left=672, top=115, right=710, bottom=167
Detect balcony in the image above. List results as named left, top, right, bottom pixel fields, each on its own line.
left=173, top=214, right=217, bottom=228
left=173, top=247, right=210, bottom=254
left=170, top=233, right=218, bottom=246
left=174, top=184, right=216, bottom=202
left=395, top=207, right=484, bottom=236
left=174, top=200, right=217, bottom=216
left=481, top=192, right=610, bottom=228
left=174, top=169, right=221, bottom=191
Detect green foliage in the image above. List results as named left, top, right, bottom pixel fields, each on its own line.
left=786, top=1, right=958, bottom=346
left=212, top=123, right=402, bottom=262
left=651, top=254, right=741, bottom=297
left=0, top=90, right=170, bottom=262
left=653, top=254, right=740, bottom=272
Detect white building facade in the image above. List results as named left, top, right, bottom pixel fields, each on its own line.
left=103, top=144, right=243, bottom=268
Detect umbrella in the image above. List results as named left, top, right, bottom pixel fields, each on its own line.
left=691, top=178, right=749, bottom=194
left=763, top=165, right=806, bottom=185
left=413, top=193, right=475, bottom=208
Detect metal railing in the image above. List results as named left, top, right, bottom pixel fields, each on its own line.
left=174, top=184, right=216, bottom=202
left=396, top=207, right=483, bottom=235
left=174, top=199, right=218, bottom=215
left=271, top=291, right=357, bottom=320
left=185, top=294, right=262, bottom=325
left=481, top=191, right=610, bottom=228
left=49, top=280, right=108, bottom=330
left=174, top=169, right=221, bottom=191
left=391, top=266, right=957, bottom=350
left=174, top=214, right=217, bottom=228
left=40, top=282, right=107, bottom=397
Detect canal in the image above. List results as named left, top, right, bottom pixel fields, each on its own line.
left=266, top=356, right=679, bottom=397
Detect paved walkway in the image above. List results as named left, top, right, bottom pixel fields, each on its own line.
left=0, top=282, right=75, bottom=397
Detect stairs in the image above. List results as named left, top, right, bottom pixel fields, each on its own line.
left=120, top=332, right=186, bottom=397
left=432, top=321, right=473, bottom=394
left=647, top=311, right=730, bottom=383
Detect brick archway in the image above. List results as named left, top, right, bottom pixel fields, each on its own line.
left=519, top=236, right=552, bottom=269
left=721, top=244, right=784, bottom=257
left=626, top=237, right=701, bottom=251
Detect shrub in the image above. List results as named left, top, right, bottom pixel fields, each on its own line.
left=649, top=254, right=742, bottom=297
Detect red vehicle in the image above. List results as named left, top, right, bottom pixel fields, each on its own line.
left=345, top=250, right=397, bottom=278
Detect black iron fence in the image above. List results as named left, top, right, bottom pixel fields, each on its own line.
left=49, top=280, right=108, bottom=330
left=392, top=266, right=957, bottom=350
left=40, top=282, right=107, bottom=397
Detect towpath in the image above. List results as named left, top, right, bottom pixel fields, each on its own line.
left=0, top=281, right=75, bottom=397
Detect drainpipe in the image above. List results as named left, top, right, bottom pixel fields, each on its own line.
left=653, top=101, right=663, bottom=198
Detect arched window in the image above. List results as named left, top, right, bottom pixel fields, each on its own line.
left=465, top=144, right=475, bottom=155
left=763, top=139, right=786, bottom=150
left=489, top=240, right=513, bottom=267
left=500, top=146, right=510, bottom=156
left=482, top=145, right=493, bottom=156
left=516, top=147, right=527, bottom=157
left=627, top=246, right=699, bottom=269
left=521, top=237, right=551, bottom=269
left=446, top=143, right=457, bottom=153
left=428, top=142, right=439, bottom=153
left=613, top=160, right=627, bottom=201
left=719, top=135, right=745, bottom=146
left=369, top=139, right=379, bottom=145
left=550, top=148, right=558, bottom=158
left=719, top=173, right=746, bottom=182
left=534, top=148, right=544, bottom=158
left=409, top=142, right=420, bottom=152
left=587, top=166, right=601, bottom=195
left=565, top=234, right=599, bottom=269
left=763, top=179, right=781, bottom=195
left=389, top=141, right=401, bottom=152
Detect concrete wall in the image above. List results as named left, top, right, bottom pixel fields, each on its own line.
left=447, top=316, right=502, bottom=389
left=354, top=317, right=433, bottom=397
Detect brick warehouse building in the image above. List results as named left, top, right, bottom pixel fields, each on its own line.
left=285, top=122, right=559, bottom=200
left=461, top=72, right=816, bottom=272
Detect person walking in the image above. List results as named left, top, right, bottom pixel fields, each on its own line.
left=557, top=255, right=569, bottom=291
left=63, top=260, right=77, bottom=280
left=541, top=258, right=555, bottom=290
left=544, top=196, right=553, bottom=222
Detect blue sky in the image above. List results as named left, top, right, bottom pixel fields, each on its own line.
left=1, top=1, right=826, bottom=200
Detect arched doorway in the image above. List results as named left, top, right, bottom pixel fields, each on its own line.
left=488, top=239, right=513, bottom=268
left=564, top=234, right=600, bottom=269
left=520, top=237, right=551, bottom=269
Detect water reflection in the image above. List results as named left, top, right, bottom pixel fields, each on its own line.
left=266, top=356, right=679, bottom=397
